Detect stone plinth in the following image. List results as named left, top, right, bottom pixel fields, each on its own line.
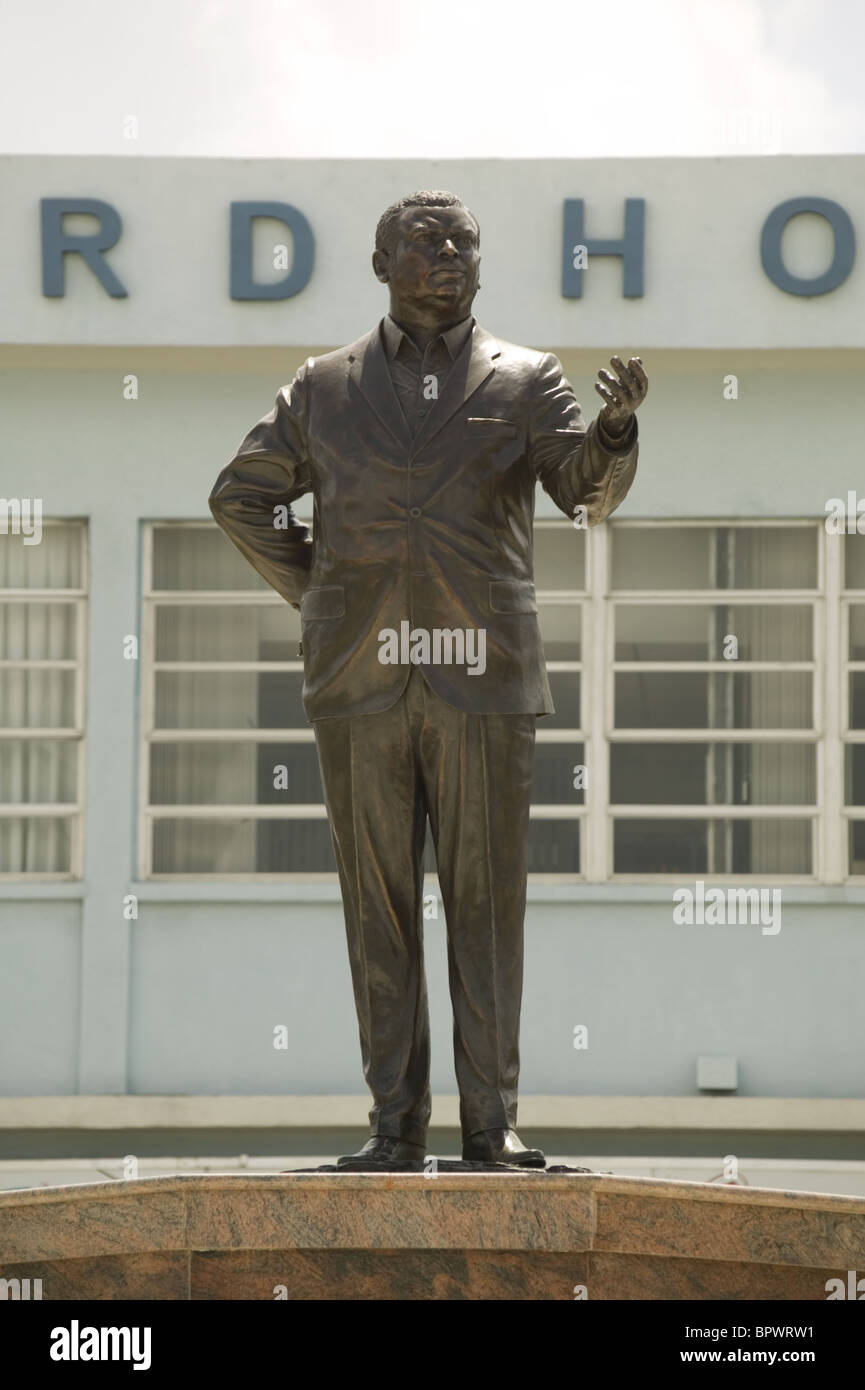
left=1, top=1172, right=864, bottom=1299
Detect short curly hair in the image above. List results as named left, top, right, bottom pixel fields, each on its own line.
left=375, top=190, right=479, bottom=255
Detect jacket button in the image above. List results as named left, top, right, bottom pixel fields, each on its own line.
left=409, top=507, right=422, bottom=518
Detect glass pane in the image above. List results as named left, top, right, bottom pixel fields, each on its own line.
left=611, top=526, right=817, bottom=591
left=723, top=528, right=817, bottom=589
left=0, top=670, right=76, bottom=727
left=849, top=606, right=865, bottom=660
left=155, top=604, right=300, bottom=661
left=845, top=746, right=865, bottom=805
left=615, top=672, right=812, bottom=729
left=0, top=602, right=77, bottom=659
left=614, top=817, right=812, bottom=874
left=545, top=672, right=581, bottom=729
left=0, top=816, right=72, bottom=872
left=611, top=527, right=713, bottom=590
left=533, top=524, right=586, bottom=590
left=845, top=534, right=865, bottom=590
left=152, top=817, right=335, bottom=873
left=154, top=671, right=305, bottom=729
left=531, top=743, right=585, bottom=804
left=850, top=674, right=865, bottom=729
left=615, top=605, right=812, bottom=661
left=150, top=741, right=322, bottom=805
left=850, top=821, right=865, bottom=876
left=0, top=523, right=82, bottom=589
left=527, top=819, right=580, bottom=873
left=152, top=526, right=271, bottom=591
left=0, top=740, right=78, bottom=802
left=611, top=743, right=816, bottom=805
left=538, top=604, right=581, bottom=659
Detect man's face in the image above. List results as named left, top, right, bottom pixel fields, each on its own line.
left=376, top=205, right=480, bottom=318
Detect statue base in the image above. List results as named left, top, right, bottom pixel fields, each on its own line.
left=1, top=1170, right=862, bottom=1300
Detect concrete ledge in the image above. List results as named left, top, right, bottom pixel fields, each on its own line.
left=7, top=880, right=865, bottom=905
left=2, top=1094, right=865, bottom=1132
left=5, top=879, right=865, bottom=904
left=1, top=1172, right=864, bottom=1300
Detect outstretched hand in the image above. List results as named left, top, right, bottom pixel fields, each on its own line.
left=595, top=356, right=648, bottom=435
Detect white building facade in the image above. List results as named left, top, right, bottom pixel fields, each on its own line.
left=1, top=155, right=864, bottom=1159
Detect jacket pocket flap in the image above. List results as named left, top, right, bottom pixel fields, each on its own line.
left=489, top=579, right=537, bottom=614
left=466, top=417, right=517, bottom=436
left=301, top=585, right=346, bottom=620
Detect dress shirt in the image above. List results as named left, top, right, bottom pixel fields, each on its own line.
left=381, top=312, right=475, bottom=437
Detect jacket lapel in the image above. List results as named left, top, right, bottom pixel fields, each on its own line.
left=348, top=325, right=413, bottom=451
left=349, top=321, right=501, bottom=456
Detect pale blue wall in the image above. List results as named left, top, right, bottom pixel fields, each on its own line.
left=0, top=900, right=81, bottom=1093
left=1, top=350, right=863, bottom=1098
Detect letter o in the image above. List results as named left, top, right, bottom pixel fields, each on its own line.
left=760, top=197, right=855, bottom=297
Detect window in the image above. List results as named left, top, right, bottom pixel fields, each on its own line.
left=527, top=520, right=585, bottom=874
left=0, top=520, right=87, bottom=878
left=140, top=520, right=329, bottom=877
left=606, top=523, right=820, bottom=880
left=141, top=518, right=858, bottom=883
left=844, top=533, right=865, bottom=875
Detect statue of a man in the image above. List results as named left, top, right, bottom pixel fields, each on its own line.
left=210, top=190, right=647, bottom=1169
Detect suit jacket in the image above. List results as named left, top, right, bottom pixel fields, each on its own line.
left=209, top=319, right=639, bottom=721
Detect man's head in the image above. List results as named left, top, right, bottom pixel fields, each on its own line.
left=372, top=191, right=480, bottom=328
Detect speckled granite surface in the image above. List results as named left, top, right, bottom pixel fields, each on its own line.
left=1, top=1172, right=863, bottom=1299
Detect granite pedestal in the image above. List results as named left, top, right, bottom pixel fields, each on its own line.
left=2, top=1172, right=864, bottom=1300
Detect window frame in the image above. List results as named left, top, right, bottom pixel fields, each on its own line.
left=842, top=533, right=865, bottom=879
left=527, top=518, right=587, bottom=880
left=139, top=519, right=322, bottom=881
left=0, top=518, right=88, bottom=882
left=603, top=518, right=825, bottom=885
left=139, top=517, right=857, bottom=885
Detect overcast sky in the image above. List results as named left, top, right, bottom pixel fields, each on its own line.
left=0, top=0, right=862, bottom=158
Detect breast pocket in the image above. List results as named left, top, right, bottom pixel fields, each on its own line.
left=466, top=417, right=518, bottom=439
left=300, top=585, right=346, bottom=620
left=489, top=579, right=537, bottom=614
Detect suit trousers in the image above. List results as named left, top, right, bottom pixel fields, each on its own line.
left=313, top=663, right=537, bottom=1145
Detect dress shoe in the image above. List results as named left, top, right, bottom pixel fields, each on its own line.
left=337, top=1135, right=426, bottom=1169
left=462, top=1127, right=546, bottom=1168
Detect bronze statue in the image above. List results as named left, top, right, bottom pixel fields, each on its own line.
left=209, top=191, right=647, bottom=1169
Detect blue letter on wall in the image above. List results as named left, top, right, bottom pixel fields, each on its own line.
left=230, top=201, right=315, bottom=300
left=562, top=198, right=645, bottom=298
left=41, top=198, right=128, bottom=298
left=761, top=197, right=855, bottom=296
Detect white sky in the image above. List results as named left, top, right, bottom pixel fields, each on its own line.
left=0, top=0, right=862, bottom=158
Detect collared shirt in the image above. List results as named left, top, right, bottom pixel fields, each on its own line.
left=381, top=312, right=475, bottom=437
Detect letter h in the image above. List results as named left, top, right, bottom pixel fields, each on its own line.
left=561, top=198, right=645, bottom=298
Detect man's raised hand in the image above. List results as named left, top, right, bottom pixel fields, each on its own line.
left=594, top=356, right=648, bottom=436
